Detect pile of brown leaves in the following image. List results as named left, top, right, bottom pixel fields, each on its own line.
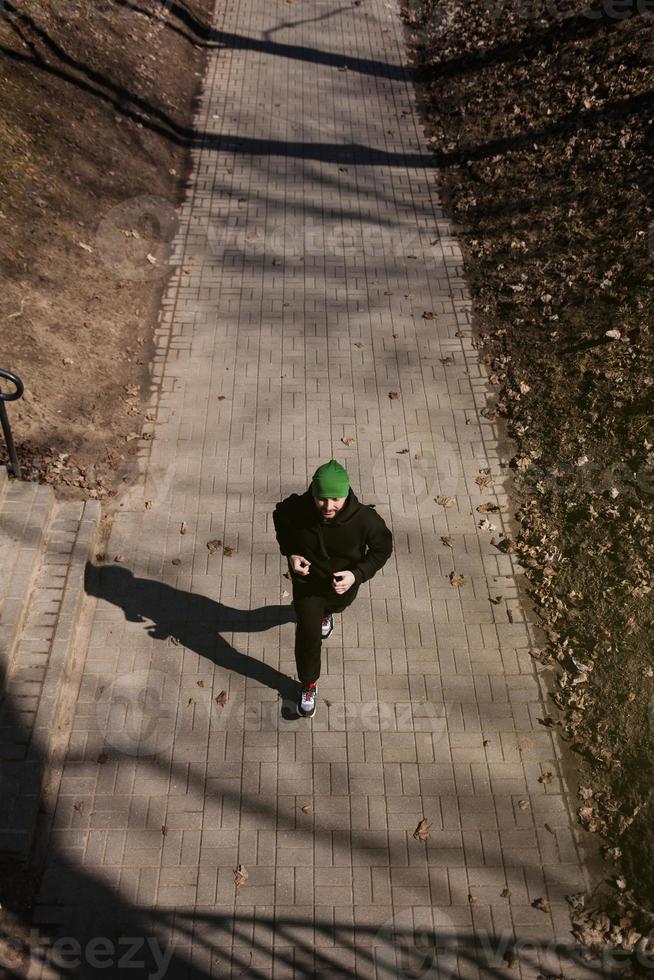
left=405, top=0, right=654, bottom=933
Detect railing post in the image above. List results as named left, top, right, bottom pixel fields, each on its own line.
left=0, top=369, right=24, bottom=479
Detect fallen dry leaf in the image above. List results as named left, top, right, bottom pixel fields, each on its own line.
left=161, top=825, right=168, bottom=836
left=468, top=893, right=478, bottom=905
left=441, top=535, right=454, bottom=548
left=538, top=772, right=553, bottom=785
left=500, top=887, right=511, bottom=898
left=301, top=804, right=313, bottom=814
left=215, top=690, right=228, bottom=707
left=341, top=437, right=356, bottom=446
left=389, top=391, right=400, bottom=400
left=170, top=636, right=181, bottom=646
left=207, top=539, right=222, bottom=554
left=517, top=799, right=530, bottom=811
left=223, top=545, right=235, bottom=557
left=197, top=679, right=204, bottom=688
left=113, top=554, right=125, bottom=563
left=145, top=500, right=153, bottom=509
left=532, top=897, right=551, bottom=913
left=477, top=502, right=500, bottom=513
left=180, top=521, right=188, bottom=535
left=413, top=817, right=431, bottom=841
left=449, top=571, right=465, bottom=588
left=422, top=311, right=436, bottom=319
left=234, top=865, right=249, bottom=887
left=504, top=947, right=517, bottom=968
left=489, top=595, right=503, bottom=604
left=435, top=495, right=455, bottom=507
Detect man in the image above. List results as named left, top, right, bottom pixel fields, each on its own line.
left=273, top=459, right=393, bottom=718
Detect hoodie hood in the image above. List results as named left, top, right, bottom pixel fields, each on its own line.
left=302, top=487, right=364, bottom=563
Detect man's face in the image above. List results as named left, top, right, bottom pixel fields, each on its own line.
left=313, top=495, right=347, bottom=519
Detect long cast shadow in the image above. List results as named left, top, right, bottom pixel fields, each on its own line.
left=149, top=0, right=410, bottom=79
left=0, top=37, right=432, bottom=165
left=84, top=563, right=299, bottom=703
left=3, top=0, right=647, bottom=172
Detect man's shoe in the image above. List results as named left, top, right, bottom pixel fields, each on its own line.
left=321, top=614, right=333, bottom=639
left=298, top=682, right=317, bottom=718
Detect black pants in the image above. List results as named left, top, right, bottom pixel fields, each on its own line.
left=292, top=582, right=360, bottom=685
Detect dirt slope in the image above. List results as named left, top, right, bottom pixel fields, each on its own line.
left=0, top=0, right=213, bottom=500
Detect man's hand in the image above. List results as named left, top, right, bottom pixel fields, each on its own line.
left=332, top=570, right=355, bottom=595
left=290, top=555, right=311, bottom=576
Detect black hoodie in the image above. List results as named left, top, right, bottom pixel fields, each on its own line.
left=273, top=487, right=393, bottom=593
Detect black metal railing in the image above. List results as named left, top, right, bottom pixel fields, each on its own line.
left=0, top=369, right=24, bottom=479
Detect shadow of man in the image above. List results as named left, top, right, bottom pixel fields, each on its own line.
left=85, top=563, right=299, bottom=705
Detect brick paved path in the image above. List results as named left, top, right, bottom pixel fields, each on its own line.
left=32, top=0, right=595, bottom=976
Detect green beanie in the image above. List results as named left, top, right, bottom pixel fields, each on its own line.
left=311, top=459, right=350, bottom=499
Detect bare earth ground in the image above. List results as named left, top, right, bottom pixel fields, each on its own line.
left=405, top=0, right=654, bottom=952
left=0, top=0, right=212, bottom=503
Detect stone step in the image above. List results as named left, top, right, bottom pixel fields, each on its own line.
left=0, top=464, right=8, bottom=505
left=0, top=478, right=56, bottom=690
left=0, top=497, right=101, bottom=857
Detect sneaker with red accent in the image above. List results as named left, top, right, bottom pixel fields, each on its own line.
left=321, top=614, right=333, bottom=639
left=298, top=682, right=317, bottom=718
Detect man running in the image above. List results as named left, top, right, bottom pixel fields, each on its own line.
left=273, top=459, right=393, bottom=718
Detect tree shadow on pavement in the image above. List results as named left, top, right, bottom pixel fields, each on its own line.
left=84, top=563, right=300, bottom=706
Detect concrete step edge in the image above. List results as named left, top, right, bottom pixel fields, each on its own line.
left=0, top=481, right=56, bottom=692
